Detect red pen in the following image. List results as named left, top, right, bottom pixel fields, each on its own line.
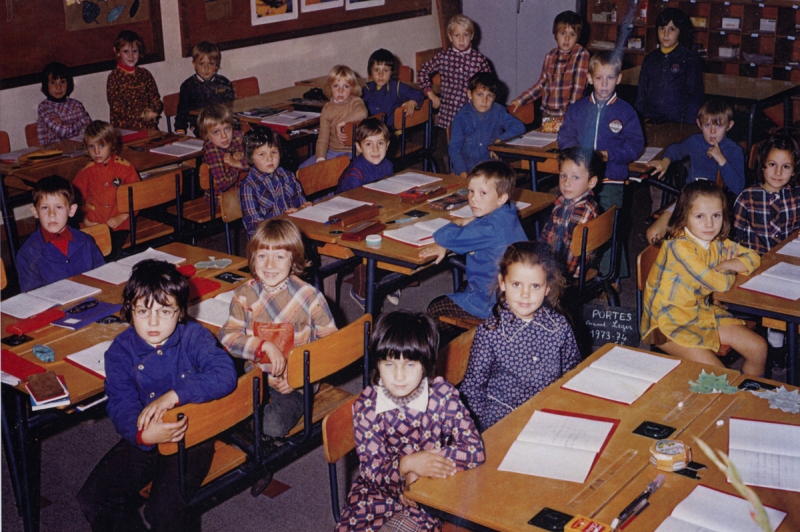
left=420, top=236, right=434, bottom=242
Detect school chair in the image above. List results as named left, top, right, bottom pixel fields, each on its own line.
left=416, top=48, right=442, bottom=95
left=219, top=186, right=243, bottom=255
left=436, top=327, right=477, bottom=386
left=80, top=224, right=112, bottom=257
left=321, top=396, right=358, bottom=522
left=162, top=92, right=180, bottom=133
left=0, top=131, right=10, bottom=154
left=397, top=65, right=413, bottom=83
left=116, top=170, right=182, bottom=252
left=571, top=205, right=620, bottom=306
left=508, top=101, right=535, bottom=127
left=1, top=258, right=6, bottom=291
left=24, top=123, right=38, bottom=147
left=167, top=163, right=230, bottom=246
left=296, top=155, right=350, bottom=198
left=393, top=99, right=437, bottom=172
left=232, top=77, right=260, bottom=99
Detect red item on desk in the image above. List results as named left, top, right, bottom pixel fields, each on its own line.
left=340, top=221, right=386, bottom=242
left=5, top=308, right=66, bottom=336
left=188, top=277, right=220, bottom=300
left=121, top=130, right=147, bottom=143
left=1, top=349, right=46, bottom=381
left=177, top=264, right=197, bottom=277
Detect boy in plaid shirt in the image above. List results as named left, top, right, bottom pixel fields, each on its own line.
left=36, top=62, right=91, bottom=145
left=509, top=10, right=588, bottom=133
left=539, top=146, right=600, bottom=277
left=198, top=104, right=248, bottom=204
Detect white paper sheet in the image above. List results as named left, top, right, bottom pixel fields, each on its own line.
left=777, top=239, right=800, bottom=258
left=634, top=146, right=664, bottom=164
left=28, top=279, right=101, bottom=306
left=66, top=341, right=113, bottom=379
left=383, top=217, right=451, bottom=247
left=117, top=248, right=185, bottom=267
left=728, top=418, right=800, bottom=492
left=149, top=139, right=204, bottom=157
left=449, top=201, right=532, bottom=219
left=188, top=298, right=231, bottom=328
left=507, top=131, right=558, bottom=147
left=82, top=262, right=134, bottom=285
left=1, top=293, right=56, bottom=319
left=261, top=110, right=320, bottom=127
left=740, top=272, right=800, bottom=300
left=362, top=173, right=441, bottom=194
left=288, top=196, right=371, bottom=223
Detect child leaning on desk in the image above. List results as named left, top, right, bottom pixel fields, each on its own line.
left=421, top=161, right=527, bottom=346
left=239, top=126, right=310, bottom=240
left=198, top=104, right=249, bottom=205
left=77, top=260, right=237, bottom=532
left=460, top=242, right=580, bottom=432
left=17, top=176, right=104, bottom=292
left=640, top=180, right=767, bottom=376
left=335, top=311, right=485, bottom=532
left=174, top=41, right=235, bottom=137
left=361, top=48, right=424, bottom=130
left=36, top=62, right=91, bottom=146
left=107, top=30, right=163, bottom=131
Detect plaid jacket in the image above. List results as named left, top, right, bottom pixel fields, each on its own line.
left=36, top=98, right=91, bottom=145
left=516, top=44, right=589, bottom=117
left=539, top=190, right=599, bottom=277
left=733, top=185, right=800, bottom=254
left=239, top=166, right=306, bottom=239
left=202, top=130, right=248, bottom=203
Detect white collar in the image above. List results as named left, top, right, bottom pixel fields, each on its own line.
left=684, top=227, right=711, bottom=249
left=375, top=379, right=429, bottom=414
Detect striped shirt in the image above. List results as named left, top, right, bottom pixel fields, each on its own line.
left=239, top=166, right=306, bottom=239
left=516, top=45, right=589, bottom=117
left=733, top=185, right=800, bottom=254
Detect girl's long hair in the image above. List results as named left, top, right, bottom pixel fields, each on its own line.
left=666, top=180, right=730, bottom=241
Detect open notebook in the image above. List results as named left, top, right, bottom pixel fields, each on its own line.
left=188, top=290, right=235, bottom=328
left=362, top=173, right=441, bottom=194
left=2, top=280, right=101, bottom=319
left=83, top=248, right=185, bottom=285
left=739, top=262, right=800, bottom=300
left=728, top=418, right=800, bottom=493
left=149, top=138, right=204, bottom=157
left=382, top=218, right=450, bottom=247
left=289, top=196, right=371, bottom=224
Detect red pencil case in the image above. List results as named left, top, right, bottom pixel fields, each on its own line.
left=188, top=277, right=221, bottom=300
left=5, top=308, right=66, bottom=336
left=177, top=264, right=197, bottom=277
left=340, top=221, right=387, bottom=242
left=1, top=349, right=46, bottom=380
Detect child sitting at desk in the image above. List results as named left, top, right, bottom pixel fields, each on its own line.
left=421, top=161, right=527, bottom=345
left=17, top=175, right=105, bottom=292
left=299, top=65, right=367, bottom=169
left=509, top=10, right=589, bottom=133
left=335, top=117, right=393, bottom=194
left=73, top=120, right=140, bottom=259
left=36, top=62, right=91, bottom=146
left=361, top=48, right=424, bottom=130
left=107, top=30, right=163, bottom=130
left=174, top=41, right=235, bottom=136
left=335, top=311, right=485, bottom=532
left=460, top=242, right=580, bottom=432
left=198, top=104, right=248, bottom=204
left=239, top=126, right=310, bottom=240
left=640, top=180, right=766, bottom=376
left=539, top=146, right=600, bottom=278
left=449, top=72, right=525, bottom=178
left=78, top=259, right=237, bottom=532
left=646, top=99, right=745, bottom=244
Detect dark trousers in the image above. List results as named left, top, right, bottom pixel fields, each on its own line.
left=77, top=438, right=214, bottom=532
left=427, top=295, right=481, bottom=347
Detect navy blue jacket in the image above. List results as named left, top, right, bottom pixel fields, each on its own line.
left=335, top=154, right=394, bottom=194
left=362, top=80, right=425, bottom=128
left=663, top=133, right=745, bottom=195
left=17, top=226, right=105, bottom=292
left=175, top=74, right=235, bottom=133
left=558, top=93, right=645, bottom=181
left=636, top=45, right=705, bottom=124
left=449, top=102, right=525, bottom=175
left=104, top=321, right=237, bottom=450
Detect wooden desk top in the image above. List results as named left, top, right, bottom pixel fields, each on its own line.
left=714, top=230, right=800, bottom=319
left=226, top=85, right=310, bottom=115
left=594, top=376, right=800, bottom=531
left=405, top=344, right=740, bottom=531
left=621, top=66, right=800, bottom=102
left=294, top=74, right=421, bottom=91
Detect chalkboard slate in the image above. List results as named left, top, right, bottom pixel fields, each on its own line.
left=581, top=304, right=640, bottom=348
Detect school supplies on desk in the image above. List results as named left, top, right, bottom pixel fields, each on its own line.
left=362, top=172, right=441, bottom=195
left=340, top=221, right=386, bottom=242
left=289, top=196, right=372, bottom=224
left=188, top=290, right=235, bottom=328
left=2, top=280, right=102, bottom=320
left=777, top=237, right=800, bottom=258
left=52, top=300, right=121, bottom=331
left=117, top=129, right=148, bottom=143
left=65, top=341, right=113, bottom=380
left=26, top=373, right=70, bottom=411
left=328, top=204, right=380, bottom=227
left=0, top=146, right=38, bottom=164
left=382, top=217, right=450, bottom=247
left=82, top=248, right=185, bottom=285
left=506, top=130, right=557, bottom=148
left=5, top=308, right=66, bottom=336
left=149, top=138, right=205, bottom=157
left=449, top=201, right=531, bottom=219
left=739, top=262, right=800, bottom=300
left=728, top=418, right=800, bottom=492
left=427, top=193, right=468, bottom=211
left=634, top=146, right=664, bottom=165
left=260, top=110, right=320, bottom=134
left=399, top=185, right=443, bottom=204
left=1, top=349, right=46, bottom=382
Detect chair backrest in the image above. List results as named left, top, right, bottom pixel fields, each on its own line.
left=286, top=314, right=372, bottom=390
left=397, top=65, right=413, bottom=83
left=24, top=123, right=38, bottom=147
left=0, top=131, right=10, bottom=154
left=394, top=98, right=432, bottom=131
left=436, top=327, right=476, bottom=386
left=80, top=224, right=112, bottom=257
left=163, top=93, right=180, bottom=133
left=296, top=156, right=351, bottom=197
left=159, top=368, right=261, bottom=454
left=232, top=77, right=260, bottom=99
left=637, top=244, right=661, bottom=293
left=570, top=205, right=617, bottom=257
left=1, top=258, right=6, bottom=291
left=507, top=101, right=535, bottom=126
left=416, top=48, right=442, bottom=92
left=322, top=396, right=358, bottom=466
left=116, top=171, right=183, bottom=212
left=219, top=186, right=242, bottom=223
left=198, top=163, right=211, bottom=191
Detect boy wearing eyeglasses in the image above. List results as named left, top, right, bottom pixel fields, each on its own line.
left=78, top=260, right=236, bottom=532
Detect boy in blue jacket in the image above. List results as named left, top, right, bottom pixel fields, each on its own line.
left=449, top=72, right=525, bottom=178
left=78, top=260, right=237, bottom=532
left=336, top=118, right=393, bottom=194
left=361, top=49, right=425, bottom=129
left=18, top=175, right=105, bottom=292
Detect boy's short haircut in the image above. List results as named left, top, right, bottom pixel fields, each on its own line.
left=588, top=50, right=622, bottom=76
left=355, top=118, right=390, bottom=145
left=84, top=120, right=121, bottom=155
left=447, top=14, right=475, bottom=36
left=114, top=30, right=145, bottom=55
left=121, top=259, right=190, bottom=324
left=191, top=41, right=222, bottom=66
left=324, top=65, right=362, bottom=99
left=196, top=104, right=234, bottom=140
left=697, top=98, right=733, bottom=125
left=32, top=175, right=75, bottom=207
left=247, top=219, right=308, bottom=276
left=243, top=126, right=283, bottom=165
left=467, top=72, right=499, bottom=95
left=41, top=62, right=74, bottom=98
left=553, top=10, right=583, bottom=36
left=757, top=134, right=800, bottom=186
left=468, top=160, right=516, bottom=200
left=368, top=49, right=396, bottom=75
left=558, top=146, right=603, bottom=180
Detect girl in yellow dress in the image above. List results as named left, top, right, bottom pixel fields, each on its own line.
left=641, top=180, right=767, bottom=376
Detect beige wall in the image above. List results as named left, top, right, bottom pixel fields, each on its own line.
left=0, top=0, right=442, bottom=150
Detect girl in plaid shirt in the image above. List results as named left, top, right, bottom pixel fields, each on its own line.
left=36, top=62, right=91, bottom=145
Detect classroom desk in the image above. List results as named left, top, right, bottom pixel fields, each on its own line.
left=714, top=230, right=800, bottom=387
left=294, top=75, right=368, bottom=89
left=620, top=66, right=800, bottom=160
left=405, top=343, right=741, bottom=531
left=1, top=243, right=248, bottom=532
left=594, top=375, right=800, bottom=531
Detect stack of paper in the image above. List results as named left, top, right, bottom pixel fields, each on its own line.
left=383, top=218, right=450, bottom=247
left=0, top=146, right=38, bottom=164
left=362, top=173, right=442, bottom=194
left=149, top=138, right=205, bottom=157
left=188, top=291, right=235, bottom=328
left=634, top=146, right=664, bottom=165
left=497, top=410, right=617, bottom=483
left=739, top=262, right=800, bottom=300
left=728, top=418, right=800, bottom=492
left=289, top=196, right=372, bottom=223
left=83, top=248, right=185, bottom=285
left=777, top=237, right=800, bottom=258
left=66, top=341, right=114, bottom=380
left=2, top=280, right=102, bottom=319
left=654, top=485, right=786, bottom=532
left=562, top=346, right=681, bottom=404
left=261, top=110, right=320, bottom=128
left=449, top=201, right=531, bottom=219
left=507, top=131, right=557, bottom=147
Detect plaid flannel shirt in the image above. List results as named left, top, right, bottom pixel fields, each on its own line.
left=539, top=190, right=599, bottom=277
left=239, top=166, right=306, bottom=238
left=202, top=130, right=248, bottom=203
left=733, top=185, right=800, bottom=254
left=36, top=98, right=91, bottom=145
left=516, top=45, right=589, bottom=117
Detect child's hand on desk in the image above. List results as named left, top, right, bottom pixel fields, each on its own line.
left=399, top=449, right=457, bottom=480
left=107, top=213, right=129, bottom=230
left=429, top=94, right=441, bottom=110
left=402, top=100, right=417, bottom=117
left=648, top=157, right=670, bottom=178
left=267, top=374, right=294, bottom=394
left=706, top=139, right=727, bottom=166
left=419, top=243, right=447, bottom=264
left=335, top=121, right=349, bottom=144
left=138, top=390, right=179, bottom=433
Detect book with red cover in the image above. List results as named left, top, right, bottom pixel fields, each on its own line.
left=188, top=277, right=221, bottom=301
left=26, top=371, right=69, bottom=403
left=120, top=130, right=147, bottom=143
left=1, top=349, right=46, bottom=381
left=5, top=308, right=66, bottom=336
left=253, top=322, right=294, bottom=373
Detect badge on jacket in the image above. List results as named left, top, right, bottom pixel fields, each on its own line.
left=671, top=63, right=680, bottom=73
left=608, top=119, right=623, bottom=134
left=113, top=177, right=122, bottom=187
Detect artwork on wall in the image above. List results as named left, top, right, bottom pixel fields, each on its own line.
left=251, top=0, right=299, bottom=25
left=300, top=0, right=343, bottom=13
left=345, top=0, right=384, bottom=10
left=64, top=0, right=150, bottom=31
left=206, top=0, right=234, bottom=21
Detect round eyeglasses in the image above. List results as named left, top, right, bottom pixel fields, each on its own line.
left=133, top=307, right=179, bottom=319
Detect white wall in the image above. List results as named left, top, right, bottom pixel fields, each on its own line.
left=0, top=0, right=442, bottom=150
